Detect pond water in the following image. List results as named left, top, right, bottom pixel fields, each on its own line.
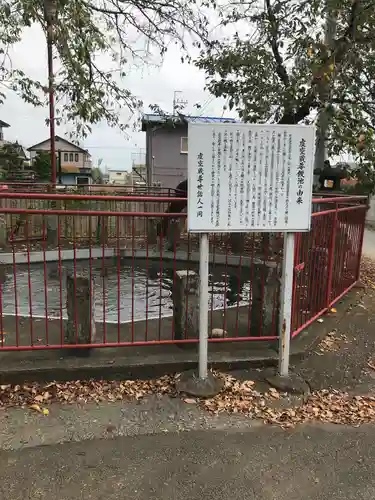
left=1, top=259, right=252, bottom=322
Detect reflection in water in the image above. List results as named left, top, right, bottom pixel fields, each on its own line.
left=1, top=259, right=251, bottom=322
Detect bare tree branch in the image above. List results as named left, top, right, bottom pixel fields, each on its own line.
left=264, top=0, right=289, bottom=87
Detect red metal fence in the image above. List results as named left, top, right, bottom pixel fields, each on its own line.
left=0, top=192, right=366, bottom=350
left=292, top=195, right=367, bottom=337
left=3, top=182, right=179, bottom=197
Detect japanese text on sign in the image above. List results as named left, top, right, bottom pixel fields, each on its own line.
left=188, top=123, right=315, bottom=233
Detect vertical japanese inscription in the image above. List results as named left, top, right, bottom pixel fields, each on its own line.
left=296, top=137, right=306, bottom=205
left=268, top=131, right=276, bottom=227
left=228, top=130, right=234, bottom=227
left=223, top=129, right=228, bottom=173
left=251, top=131, right=258, bottom=228
left=239, top=131, right=246, bottom=224
left=234, top=130, right=240, bottom=211
left=263, top=131, right=270, bottom=227
left=210, top=129, right=216, bottom=225
left=284, top=134, right=292, bottom=225
left=257, top=131, right=264, bottom=226
left=245, top=130, right=252, bottom=226
left=196, top=152, right=204, bottom=218
left=215, top=131, right=222, bottom=227
left=273, top=133, right=282, bottom=227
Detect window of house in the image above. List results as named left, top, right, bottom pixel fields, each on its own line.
left=181, top=137, right=188, bottom=154
left=64, top=153, right=68, bottom=161
left=75, top=153, right=79, bottom=162
left=69, top=153, right=73, bottom=162
left=76, top=176, right=89, bottom=185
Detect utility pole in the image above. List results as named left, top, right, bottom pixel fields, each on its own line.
left=43, top=0, right=57, bottom=186
left=57, top=149, right=62, bottom=184
left=314, top=9, right=337, bottom=171
left=173, top=91, right=188, bottom=115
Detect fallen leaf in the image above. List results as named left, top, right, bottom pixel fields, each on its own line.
left=183, top=398, right=197, bottom=404
left=29, top=404, right=42, bottom=413
left=317, top=318, right=324, bottom=323
left=42, top=408, right=49, bottom=416
left=368, top=362, right=375, bottom=371
left=330, top=308, right=337, bottom=313
left=269, top=389, right=280, bottom=399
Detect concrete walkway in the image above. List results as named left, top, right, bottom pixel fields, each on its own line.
left=362, top=228, right=375, bottom=259
left=1, top=424, right=375, bottom=500
left=0, top=267, right=375, bottom=499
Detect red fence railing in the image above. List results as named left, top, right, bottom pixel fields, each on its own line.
left=292, top=196, right=367, bottom=337
left=0, top=192, right=366, bottom=350
left=2, top=182, right=179, bottom=197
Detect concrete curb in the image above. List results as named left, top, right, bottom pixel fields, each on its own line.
left=0, top=247, right=278, bottom=269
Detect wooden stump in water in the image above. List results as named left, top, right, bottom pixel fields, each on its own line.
left=0, top=215, right=6, bottom=249
left=64, top=270, right=96, bottom=354
left=230, top=233, right=245, bottom=254
left=250, top=265, right=280, bottom=337
left=166, top=219, right=182, bottom=251
left=173, top=270, right=199, bottom=341
left=147, top=218, right=158, bottom=245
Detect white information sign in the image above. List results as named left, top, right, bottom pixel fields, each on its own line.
left=188, top=123, right=315, bottom=233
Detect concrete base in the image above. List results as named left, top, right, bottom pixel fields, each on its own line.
left=176, top=369, right=224, bottom=398
left=265, top=373, right=310, bottom=395
left=62, top=348, right=92, bottom=358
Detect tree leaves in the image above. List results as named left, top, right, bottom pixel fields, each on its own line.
left=0, top=0, right=213, bottom=137
left=0, top=142, right=25, bottom=180
left=197, top=0, right=375, bottom=184
left=33, top=151, right=52, bottom=181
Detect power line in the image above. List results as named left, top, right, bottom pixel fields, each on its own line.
left=197, top=96, right=215, bottom=116
left=84, top=145, right=146, bottom=150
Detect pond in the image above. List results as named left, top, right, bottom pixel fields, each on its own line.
left=1, top=258, right=253, bottom=322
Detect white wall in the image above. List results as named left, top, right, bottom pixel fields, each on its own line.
left=108, top=171, right=130, bottom=184
left=366, top=196, right=375, bottom=226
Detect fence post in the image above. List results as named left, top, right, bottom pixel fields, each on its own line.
left=325, top=206, right=338, bottom=307
left=278, top=232, right=295, bottom=377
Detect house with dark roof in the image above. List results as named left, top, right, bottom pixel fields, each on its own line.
left=0, top=119, right=10, bottom=142
left=28, top=135, right=92, bottom=185
left=141, top=113, right=238, bottom=190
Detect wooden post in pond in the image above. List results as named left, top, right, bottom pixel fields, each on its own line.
left=64, top=270, right=96, bottom=348
left=0, top=214, right=6, bottom=249
left=173, top=270, right=199, bottom=341
left=230, top=233, right=245, bottom=254
left=166, top=219, right=181, bottom=251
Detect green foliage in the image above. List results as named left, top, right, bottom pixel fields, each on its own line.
left=0, top=142, right=24, bottom=180
left=0, top=0, right=212, bottom=137
left=197, top=0, right=375, bottom=191
left=91, top=166, right=103, bottom=184
left=33, top=151, right=52, bottom=181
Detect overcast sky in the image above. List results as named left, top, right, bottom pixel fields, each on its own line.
left=1, top=21, right=233, bottom=171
